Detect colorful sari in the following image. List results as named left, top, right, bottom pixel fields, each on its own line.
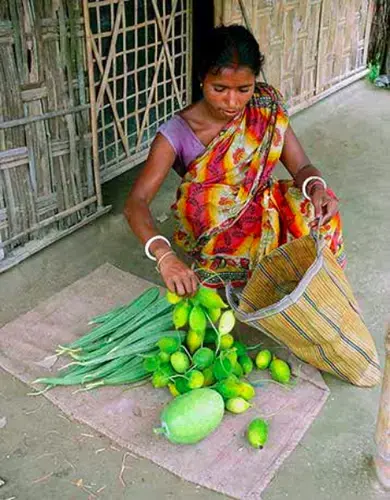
left=172, top=84, right=345, bottom=287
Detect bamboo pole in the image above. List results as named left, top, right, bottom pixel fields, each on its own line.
left=82, top=0, right=103, bottom=208
left=151, top=0, right=183, bottom=108
left=90, top=36, right=130, bottom=157
left=95, top=0, right=124, bottom=108
left=374, top=326, right=390, bottom=489
left=136, top=0, right=179, bottom=150
left=0, top=104, right=91, bottom=130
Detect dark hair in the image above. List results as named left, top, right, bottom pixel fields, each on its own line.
left=197, top=25, right=264, bottom=80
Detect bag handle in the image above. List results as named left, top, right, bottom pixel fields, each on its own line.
left=310, top=216, right=325, bottom=255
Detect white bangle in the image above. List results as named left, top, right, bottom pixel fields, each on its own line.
left=302, top=176, right=327, bottom=200
left=144, top=235, right=171, bottom=261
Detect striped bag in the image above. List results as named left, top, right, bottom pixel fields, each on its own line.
left=227, top=234, right=381, bottom=387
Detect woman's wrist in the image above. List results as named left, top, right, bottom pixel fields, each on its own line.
left=156, top=250, right=177, bottom=273
left=151, top=241, right=172, bottom=260
left=295, top=164, right=322, bottom=189
left=144, top=235, right=171, bottom=260
left=307, top=180, right=326, bottom=197
left=302, top=176, right=327, bottom=200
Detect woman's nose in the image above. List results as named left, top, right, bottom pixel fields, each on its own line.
left=225, top=91, right=239, bottom=109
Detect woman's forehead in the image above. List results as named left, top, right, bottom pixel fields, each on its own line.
left=205, top=66, right=255, bottom=86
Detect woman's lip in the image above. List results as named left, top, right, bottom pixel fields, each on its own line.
left=223, top=110, right=239, bottom=115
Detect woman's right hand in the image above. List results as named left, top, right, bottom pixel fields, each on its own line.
left=158, top=253, right=199, bottom=296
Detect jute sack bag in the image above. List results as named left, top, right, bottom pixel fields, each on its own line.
left=227, top=233, right=381, bottom=387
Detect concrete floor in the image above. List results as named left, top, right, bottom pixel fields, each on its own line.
left=1, top=80, right=390, bottom=500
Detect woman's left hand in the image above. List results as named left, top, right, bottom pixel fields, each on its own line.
left=309, top=186, right=339, bottom=229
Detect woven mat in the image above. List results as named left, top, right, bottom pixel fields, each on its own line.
left=0, top=263, right=329, bottom=499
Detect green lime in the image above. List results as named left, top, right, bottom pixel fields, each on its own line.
left=143, top=355, right=160, bottom=373
left=233, top=362, right=244, bottom=378
left=226, top=397, right=251, bottom=414
left=202, top=367, right=216, bottom=386
left=158, top=351, right=171, bottom=364
left=219, top=334, right=234, bottom=350
left=193, top=347, right=215, bottom=370
left=170, top=351, right=190, bottom=374
left=269, top=359, right=291, bottom=384
left=238, top=382, right=256, bottom=401
left=215, top=375, right=241, bottom=399
left=255, top=349, right=272, bottom=370
left=212, top=357, right=233, bottom=381
left=152, top=370, right=170, bottom=388
left=247, top=418, right=269, bottom=449
left=218, top=310, right=236, bottom=335
left=187, top=370, right=205, bottom=389
left=239, top=355, right=254, bottom=375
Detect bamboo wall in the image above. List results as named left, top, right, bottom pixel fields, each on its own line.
left=214, top=0, right=373, bottom=112
left=0, top=0, right=109, bottom=272
left=0, top=0, right=191, bottom=272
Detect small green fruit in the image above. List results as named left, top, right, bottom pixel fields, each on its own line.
left=239, top=355, right=254, bottom=375
left=269, top=359, right=291, bottom=384
left=170, top=351, right=190, bottom=374
left=166, top=290, right=182, bottom=304
left=247, top=418, right=269, bottom=449
left=219, top=333, right=234, bottom=350
left=255, top=349, right=272, bottom=370
left=187, top=370, right=205, bottom=389
left=226, top=397, right=251, bottom=414
left=238, top=382, right=256, bottom=401
left=218, top=310, right=236, bottom=335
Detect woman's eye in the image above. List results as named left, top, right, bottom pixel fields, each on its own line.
left=213, top=87, right=225, bottom=92
left=239, top=88, right=251, bottom=93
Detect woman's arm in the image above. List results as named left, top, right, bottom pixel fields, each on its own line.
left=279, top=125, right=338, bottom=226
left=279, top=125, right=321, bottom=187
left=124, top=134, right=198, bottom=295
left=124, top=134, right=175, bottom=252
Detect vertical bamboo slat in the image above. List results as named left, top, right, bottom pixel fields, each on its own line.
left=82, top=0, right=102, bottom=208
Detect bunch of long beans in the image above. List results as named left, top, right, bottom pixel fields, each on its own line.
left=32, top=287, right=185, bottom=393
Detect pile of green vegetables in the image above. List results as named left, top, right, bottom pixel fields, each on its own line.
left=32, top=287, right=184, bottom=391
left=150, top=287, right=292, bottom=448
left=33, top=285, right=293, bottom=449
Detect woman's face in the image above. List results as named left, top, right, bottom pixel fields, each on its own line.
left=202, top=66, right=256, bottom=121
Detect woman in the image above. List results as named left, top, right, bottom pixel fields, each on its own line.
left=124, top=25, right=345, bottom=296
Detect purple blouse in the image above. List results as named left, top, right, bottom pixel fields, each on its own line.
left=158, top=115, right=205, bottom=177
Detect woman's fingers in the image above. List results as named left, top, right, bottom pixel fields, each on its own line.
left=162, top=261, right=199, bottom=297
left=309, top=191, right=339, bottom=228
left=190, top=273, right=199, bottom=295
left=181, top=270, right=198, bottom=296
left=310, top=194, right=323, bottom=219
left=321, top=198, right=338, bottom=225
left=166, top=278, right=177, bottom=294
left=173, top=278, right=186, bottom=297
